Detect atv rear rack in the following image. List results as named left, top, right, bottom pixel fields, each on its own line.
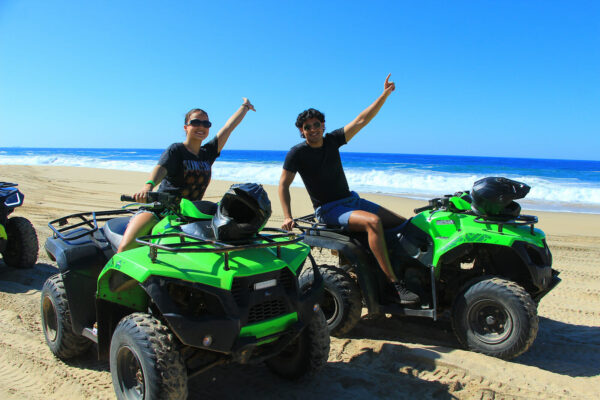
left=48, top=209, right=136, bottom=241
left=473, top=214, right=538, bottom=235
left=292, top=214, right=345, bottom=234
left=135, top=228, right=303, bottom=270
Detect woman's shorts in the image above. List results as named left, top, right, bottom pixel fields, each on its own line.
left=132, top=209, right=160, bottom=220
left=315, top=191, right=381, bottom=228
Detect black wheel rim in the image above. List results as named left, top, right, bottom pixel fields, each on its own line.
left=116, top=345, right=145, bottom=400
left=42, top=295, right=58, bottom=342
left=467, top=299, right=513, bottom=344
left=321, top=288, right=340, bottom=326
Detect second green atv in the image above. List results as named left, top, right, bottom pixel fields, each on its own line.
left=295, top=177, right=560, bottom=360
left=41, top=183, right=329, bottom=400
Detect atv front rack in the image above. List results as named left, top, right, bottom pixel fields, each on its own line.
left=135, top=228, right=303, bottom=270
left=48, top=209, right=136, bottom=241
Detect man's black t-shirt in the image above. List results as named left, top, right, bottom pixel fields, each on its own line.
left=157, top=137, right=220, bottom=201
left=283, top=128, right=351, bottom=208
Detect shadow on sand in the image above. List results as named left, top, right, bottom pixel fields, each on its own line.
left=514, top=316, right=600, bottom=377
left=0, top=261, right=58, bottom=293
left=187, top=342, right=459, bottom=400
left=348, top=313, right=600, bottom=378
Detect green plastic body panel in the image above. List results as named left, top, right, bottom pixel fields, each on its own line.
left=411, top=206, right=546, bottom=277
left=449, top=196, right=472, bottom=211
left=97, top=205, right=310, bottom=307
left=97, top=259, right=149, bottom=309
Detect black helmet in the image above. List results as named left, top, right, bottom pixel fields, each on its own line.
left=212, top=183, right=272, bottom=241
left=471, top=177, right=530, bottom=220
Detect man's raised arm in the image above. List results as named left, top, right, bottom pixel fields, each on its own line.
left=344, top=73, right=396, bottom=142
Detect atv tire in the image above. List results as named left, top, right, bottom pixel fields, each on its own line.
left=452, top=276, right=538, bottom=359
left=41, top=274, right=91, bottom=359
left=110, top=313, right=187, bottom=400
left=2, top=216, right=38, bottom=268
left=265, top=309, right=330, bottom=379
left=299, top=264, right=362, bottom=336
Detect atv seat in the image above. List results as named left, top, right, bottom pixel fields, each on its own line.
left=181, top=220, right=216, bottom=240
left=192, top=200, right=218, bottom=216
left=103, top=216, right=131, bottom=250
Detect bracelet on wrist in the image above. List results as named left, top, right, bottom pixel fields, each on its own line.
left=145, top=180, right=156, bottom=187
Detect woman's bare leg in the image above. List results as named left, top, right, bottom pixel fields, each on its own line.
left=117, top=212, right=157, bottom=253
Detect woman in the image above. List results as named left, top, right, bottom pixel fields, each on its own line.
left=117, top=98, right=255, bottom=253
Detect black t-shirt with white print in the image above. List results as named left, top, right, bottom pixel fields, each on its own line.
left=157, top=137, right=219, bottom=201
left=283, top=128, right=351, bottom=208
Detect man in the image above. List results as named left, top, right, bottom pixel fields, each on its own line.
left=278, top=74, right=419, bottom=305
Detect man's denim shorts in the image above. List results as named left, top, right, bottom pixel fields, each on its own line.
left=315, top=191, right=381, bottom=228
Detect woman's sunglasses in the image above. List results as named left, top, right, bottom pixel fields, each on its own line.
left=187, top=119, right=212, bottom=128
left=303, top=121, right=321, bottom=131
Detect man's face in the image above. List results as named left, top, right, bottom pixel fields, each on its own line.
left=300, top=117, right=324, bottom=145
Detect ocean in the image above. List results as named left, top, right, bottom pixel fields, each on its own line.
left=1, top=147, right=599, bottom=214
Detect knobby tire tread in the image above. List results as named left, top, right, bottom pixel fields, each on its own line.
left=452, top=276, right=538, bottom=359
left=3, top=216, right=38, bottom=268
left=300, top=264, right=362, bottom=336
left=112, top=313, right=187, bottom=400
left=42, top=274, right=91, bottom=359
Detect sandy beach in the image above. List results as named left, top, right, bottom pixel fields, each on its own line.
left=0, top=165, right=599, bottom=399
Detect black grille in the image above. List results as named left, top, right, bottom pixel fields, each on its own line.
left=230, top=268, right=296, bottom=306
left=247, top=299, right=287, bottom=324
left=278, top=268, right=295, bottom=291
left=231, top=278, right=246, bottom=305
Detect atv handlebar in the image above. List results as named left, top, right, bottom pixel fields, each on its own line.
left=413, top=205, right=434, bottom=214
left=120, top=192, right=177, bottom=204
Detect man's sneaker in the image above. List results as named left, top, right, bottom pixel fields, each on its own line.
left=393, top=282, right=420, bottom=305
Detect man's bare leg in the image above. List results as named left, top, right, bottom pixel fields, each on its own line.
left=347, top=210, right=419, bottom=304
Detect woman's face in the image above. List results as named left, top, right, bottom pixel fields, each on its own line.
left=184, top=111, right=210, bottom=142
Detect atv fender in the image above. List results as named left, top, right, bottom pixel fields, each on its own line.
left=44, top=232, right=110, bottom=335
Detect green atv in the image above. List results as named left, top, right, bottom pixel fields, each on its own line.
left=0, top=182, right=38, bottom=268
left=295, top=177, right=560, bottom=359
left=41, top=184, right=329, bottom=400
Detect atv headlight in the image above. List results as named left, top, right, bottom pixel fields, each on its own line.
left=168, top=282, right=208, bottom=316
left=167, top=282, right=224, bottom=317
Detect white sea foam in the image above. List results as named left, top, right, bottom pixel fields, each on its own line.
left=211, top=162, right=600, bottom=210
left=2, top=154, right=599, bottom=213
left=0, top=154, right=155, bottom=172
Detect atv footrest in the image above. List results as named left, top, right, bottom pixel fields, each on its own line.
left=381, top=304, right=436, bottom=319
left=81, top=327, right=98, bottom=343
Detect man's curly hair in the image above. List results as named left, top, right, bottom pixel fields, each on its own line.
left=295, top=108, right=325, bottom=138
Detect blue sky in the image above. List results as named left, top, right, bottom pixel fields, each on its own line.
left=0, top=1, right=598, bottom=160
